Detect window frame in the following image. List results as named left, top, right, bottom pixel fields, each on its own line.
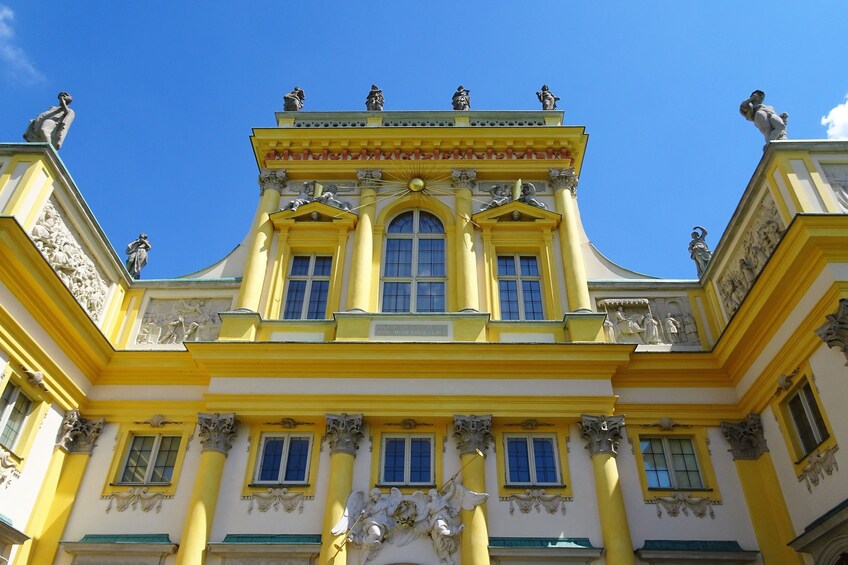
left=638, top=435, right=705, bottom=491
left=0, top=365, right=48, bottom=464
left=786, top=380, right=829, bottom=459
left=496, top=254, right=546, bottom=321
left=773, top=370, right=836, bottom=471
left=281, top=254, right=333, bottom=320
left=503, top=433, right=562, bottom=487
left=252, top=432, right=314, bottom=486
left=379, top=433, right=436, bottom=487
left=0, top=380, right=35, bottom=452
left=116, top=433, right=183, bottom=486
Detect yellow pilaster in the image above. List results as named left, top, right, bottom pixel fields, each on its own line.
left=347, top=186, right=376, bottom=311
left=552, top=171, right=592, bottom=312
left=454, top=415, right=491, bottom=565
left=455, top=185, right=479, bottom=312
left=174, top=413, right=238, bottom=565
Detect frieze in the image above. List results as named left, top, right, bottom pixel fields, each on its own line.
left=821, top=163, right=848, bottom=212
left=105, top=487, right=167, bottom=513
left=799, top=445, right=839, bottom=493
left=502, top=489, right=568, bottom=515
left=265, top=146, right=572, bottom=163
left=246, top=488, right=311, bottom=513
left=597, top=298, right=700, bottom=347
left=135, top=297, right=232, bottom=346
left=650, top=492, right=716, bottom=519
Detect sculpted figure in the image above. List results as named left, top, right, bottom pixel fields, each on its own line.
left=315, top=184, right=352, bottom=212
left=664, top=313, right=681, bottom=343
left=482, top=184, right=512, bottom=211
left=643, top=312, right=660, bottom=344
left=23, top=92, right=75, bottom=150
left=615, top=307, right=645, bottom=344
left=284, top=182, right=314, bottom=211
left=125, top=233, right=151, bottom=279
left=451, top=86, right=471, bottom=111
left=688, top=226, right=712, bottom=277
left=536, top=85, right=560, bottom=110
left=283, top=87, right=306, bottom=111
left=333, top=488, right=402, bottom=564
left=365, top=84, right=384, bottom=111
left=739, top=90, right=788, bottom=147
left=424, top=481, right=488, bottom=565
left=518, top=182, right=547, bottom=210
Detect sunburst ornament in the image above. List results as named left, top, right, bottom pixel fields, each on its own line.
left=407, top=177, right=426, bottom=192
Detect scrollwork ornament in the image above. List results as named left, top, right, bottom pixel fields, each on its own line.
left=652, top=492, right=715, bottom=519
left=453, top=415, right=493, bottom=456
left=720, top=413, right=767, bottom=461
left=247, top=488, right=309, bottom=513
left=56, top=410, right=104, bottom=453
left=258, top=169, right=288, bottom=196
left=197, top=412, right=238, bottom=454
left=450, top=169, right=477, bottom=189
left=105, top=487, right=165, bottom=513
left=816, top=298, right=848, bottom=365
left=325, top=413, right=363, bottom=455
left=579, top=414, right=625, bottom=457
left=503, top=489, right=567, bottom=515
left=0, top=447, right=19, bottom=487
left=549, top=168, right=578, bottom=195
left=799, top=445, right=839, bottom=493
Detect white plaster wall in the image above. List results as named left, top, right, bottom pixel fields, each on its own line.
left=86, top=385, right=207, bottom=402
left=0, top=160, right=29, bottom=212
left=615, top=387, right=738, bottom=405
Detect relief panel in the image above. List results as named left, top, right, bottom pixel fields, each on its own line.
left=134, top=297, right=233, bottom=347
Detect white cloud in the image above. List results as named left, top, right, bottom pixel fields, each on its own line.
left=822, top=95, right=848, bottom=140
left=0, top=4, right=43, bottom=83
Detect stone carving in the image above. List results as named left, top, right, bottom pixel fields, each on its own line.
left=332, top=481, right=488, bottom=565
left=134, top=414, right=182, bottom=427
left=451, top=86, right=471, bottom=111
left=481, top=184, right=513, bottom=211
left=652, top=492, right=715, bottom=519
left=774, top=368, right=799, bottom=396
left=505, top=419, right=554, bottom=431
left=688, top=226, right=712, bottom=277
left=125, top=233, right=151, bottom=279
left=283, top=87, right=306, bottom=112
left=259, top=168, right=288, bottom=196
left=816, top=298, right=848, bottom=365
left=325, top=413, right=364, bottom=455
left=247, top=488, right=309, bottom=513
left=365, top=85, right=384, bottom=111
left=720, top=414, right=768, bottom=461
left=263, top=418, right=312, bottom=428
left=518, top=182, right=547, bottom=210
left=24, top=369, right=48, bottom=391
left=105, top=487, right=165, bottom=513
left=739, top=90, right=788, bottom=148
left=197, top=413, right=238, bottom=454
left=283, top=182, right=314, bottom=211
left=23, top=92, right=75, bottom=149
left=0, top=447, right=19, bottom=487
left=135, top=298, right=231, bottom=345
left=799, top=445, right=839, bottom=493
left=266, top=146, right=573, bottom=162
left=57, top=410, right=105, bottom=454
left=717, top=195, right=784, bottom=317
left=386, top=419, right=432, bottom=430
left=579, top=415, right=625, bottom=457
left=598, top=298, right=700, bottom=346
left=503, top=489, right=567, bottom=515
left=821, top=164, right=848, bottom=212
left=315, top=184, right=352, bottom=212
left=31, top=198, right=109, bottom=320
left=453, top=415, right=493, bottom=455
left=356, top=169, right=383, bottom=187
left=549, top=168, right=578, bottom=195
left=450, top=169, right=477, bottom=189
left=643, top=418, right=691, bottom=431
left=536, top=85, right=560, bottom=111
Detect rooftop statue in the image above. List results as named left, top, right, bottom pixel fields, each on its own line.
left=283, top=87, right=306, bottom=112
left=451, top=86, right=471, bottom=111
left=739, top=90, right=788, bottom=148
left=365, top=84, right=384, bottom=111
left=23, top=92, right=75, bottom=150
left=125, top=233, right=151, bottom=279
left=688, top=226, right=712, bottom=277
left=536, top=85, right=560, bottom=110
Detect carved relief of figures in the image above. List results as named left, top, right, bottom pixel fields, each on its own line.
left=264, top=146, right=572, bottom=162
left=482, top=184, right=513, bottom=211
left=598, top=298, right=700, bottom=347
left=134, top=298, right=232, bottom=346
left=821, top=164, right=848, bottom=212
left=283, top=182, right=314, bottom=211
left=315, top=184, right=352, bottom=212
left=31, top=198, right=109, bottom=320
left=717, top=195, right=785, bottom=317
left=518, top=182, right=548, bottom=210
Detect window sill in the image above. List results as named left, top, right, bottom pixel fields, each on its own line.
left=503, top=483, right=566, bottom=489
left=248, top=483, right=310, bottom=489
left=375, top=483, right=436, bottom=489
left=110, top=482, right=172, bottom=487
left=647, top=487, right=713, bottom=493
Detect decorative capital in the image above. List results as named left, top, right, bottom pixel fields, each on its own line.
left=720, top=413, right=768, bottom=461
left=258, top=169, right=288, bottom=196
left=451, top=169, right=477, bottom=189
left=197, top=413, right=238, bottom=455
left=579, top=414, right=625, bottom=457
left=816, top=298, right=848, bottom=365
left=56, top=410, right=105, bottom=454
left=453, top=415, right=493, bottom=456
left=549, top=168, right=578, bottom=195
left=356, top=169, right=382, bottom=188
left=325, top=413, right=364, bottom=456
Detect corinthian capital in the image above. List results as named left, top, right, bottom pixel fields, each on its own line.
left=579, top=414, right=625, bottom=457
left=56, top=410, right=105, bottom=454
left=451, top=169, right=477, bottom=189
left=356, top=169, right=382, bottom=188
left=720, top=413, right=768, bottom=461
left=549, top=168, right=578, bottom=195
left=325, top=413, right=364, bottom=456
left=816, top=298, right=848, bottom=365
left=259, top=169, right=288, bottom=196
left=197, top=413, right=238, bottom=455
left=453, top=415, right=493, bottom=456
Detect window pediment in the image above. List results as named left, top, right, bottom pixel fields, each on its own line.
left=473, top=201, right=560, bottom=228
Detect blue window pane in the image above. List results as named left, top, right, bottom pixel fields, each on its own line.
left=284, top=438, right=310, bottom=482
left=388, top=212, right=414, bottom=233
left=522, top=281, right=545, bottom=320
left=418, top=213, right=444, bottom=234
left=641, top=439, right=672, bottom=489
left=306, top=281, right=329, bottom=319
left=497, top=256, right=516, bottom=276
left=385, top=240, right=413, bottom=277
left=384, top=438, right=406, bottom=482
left=259, top=438, right=285, bottom=482
left=499, top=280, right=519, bottom=320
left=520, top=256, right=539, bottom=276
left=417, top=239, right=445, bottom=276
left=507, top=438, right=531, bottom=483
left=416, top=282, right=444, bottom=313
left=382, top=282, right=411, bottom=312
left=313, top=256, right=332, bottom=276
left=290, top=256, right=311, bottom=276
left=533, top=438, right=557, bottom=483
left=409, top=439, right=431, bottom=483
left=283, top=281, right=306, bottom=319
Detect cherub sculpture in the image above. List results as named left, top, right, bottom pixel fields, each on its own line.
left=482, top=184, right=512, bottom=211
left=422, top=481, right=487, bottom=565
left=518, top=182, right=547, bottom=210
left=316, top=184, right=352, bottom=212
left=284, top=182, right=314, bottom=211
left=332, top=488, right=403, bottom=564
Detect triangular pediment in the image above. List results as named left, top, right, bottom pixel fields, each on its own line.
left=270, top=202, right=357, bottom=228
left=473, top=200, right=561, bottom=228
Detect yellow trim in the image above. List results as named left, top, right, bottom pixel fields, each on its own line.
left=174, top=449, right=228, bottom=565
left=590, top=453, right=635, bottom=565
left=0, top=365, right=51, bottom=469
left=492, top=420, right=572, bottom=498
left=241, top=419, right=321, bottom=497
left=367, top=419, right=446, bottom=492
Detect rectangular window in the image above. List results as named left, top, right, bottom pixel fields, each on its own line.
left=282, top=255, right=332, bottom=320
left=497, top=255, right=545, bottom=320
left=255, top=433, right=312, bottom=484
left=787, top=380, right=829, bottom=457
left=381, top=435, right=434, bottom=485
left=118, top=435, right=182, bottom=484
left=0, top=382, right=34, bottom=451
left=504, top=435, right=559, bottom=485
left=640, top=436, right=703, bottom=490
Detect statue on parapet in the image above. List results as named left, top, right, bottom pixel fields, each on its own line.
left=482, top=184, right=513, bottom=211
left=283, top=182, right=314, bottom=211
left=283, top=87, right=306, bottom=111
left=688, top=226, right=712, bottom=277
left=739, top=90, right=788, bottom=148
left=125, top=233, right=151, bottom=279
left=23, top=92, right=75, bottom=150
left=518, top=182, right=547, bottom=210
left=451, top=86, right=471, bottom=111
left=365, top=85, right=384, bottom=111
left=536, top=85, right=560, bottom=110
left=316, top=184, right=352, bottom=212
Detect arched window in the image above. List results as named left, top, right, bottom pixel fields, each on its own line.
left=382, top=211, right=445, bottom=313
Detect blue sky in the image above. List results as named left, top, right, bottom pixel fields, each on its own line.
left=1, top=2, right=847, bottom=281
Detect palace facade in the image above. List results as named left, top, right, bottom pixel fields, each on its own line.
left=1, top=106, right=848, bottom=565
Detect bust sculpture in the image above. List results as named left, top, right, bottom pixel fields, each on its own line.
left=451, top=86, right=471, bottom=111
left=23, top=92, right=75, bottom=150
left=739, top=90, right=788, bottom=147
left=283, top=87, right=305, bottom=112
left=536, top=85, right=560, bottom=110
left=365, top=84, right=384, bottom=111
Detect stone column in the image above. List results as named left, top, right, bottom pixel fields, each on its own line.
left=347, top=170, right=380, bottom=312
left=452, top=169, right=480, bottom=312
left=318, top=413, right=364, bottom=565
left=720, top=414, right=804, bottom=564
left=453, top=415, right=493, bottom=565
left=174, top=413, right=238, bottom=565
left=579, top=415, right=635, bottom=565
left=551, top=168, right=591, bottom=312
left=16, top=411, right=104, bottom=565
